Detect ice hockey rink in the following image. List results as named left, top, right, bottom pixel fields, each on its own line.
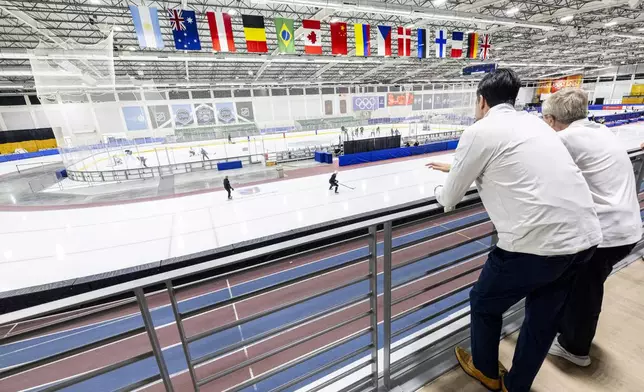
left=0, top=122, right=642, bottom=293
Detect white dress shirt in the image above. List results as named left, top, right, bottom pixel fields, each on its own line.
left=435, top=104, right=602, bottom=256
left=558, top=119, right=642, bottom=248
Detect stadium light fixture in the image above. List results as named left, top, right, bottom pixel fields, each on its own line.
left=560, top=15, right=574, bottom=22
left=605, top=21, right=617, bottom=27
left=433, top=0, right=447, bottom=5
left=506, top=7, right=520, bottom=15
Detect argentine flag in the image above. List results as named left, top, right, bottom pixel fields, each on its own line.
left=129, top=5, right=164, bottom=49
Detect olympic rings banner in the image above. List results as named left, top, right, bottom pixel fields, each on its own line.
left=352, top=96, right=380, bottom=111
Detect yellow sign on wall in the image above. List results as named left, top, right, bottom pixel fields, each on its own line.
left=630, top=84, right=644, bottom=96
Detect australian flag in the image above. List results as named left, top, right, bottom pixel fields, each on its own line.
left=168, top=9, right=201, bottom=50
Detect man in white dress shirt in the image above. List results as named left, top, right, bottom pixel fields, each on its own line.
left=542, top=88, right=642, bottom=367
left=427, top=69, right=601, bottom=392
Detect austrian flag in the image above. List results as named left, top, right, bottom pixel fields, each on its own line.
left=302, top=19, right=322, bottom=54
left=206, top=11, right=235, bottom=52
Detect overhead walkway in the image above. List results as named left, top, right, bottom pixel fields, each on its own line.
left=0, top=150, right=643, bottom=392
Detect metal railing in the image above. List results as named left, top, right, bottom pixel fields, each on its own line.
left=1, top=152, right=644, bottom=392
left=65, top=152, right=265, bottom=183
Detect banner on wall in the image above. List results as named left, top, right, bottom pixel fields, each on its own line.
left=324, top=100, right=333, bottom=115
left=171, top=104, right=194, bottom=127
left=352, top=96, right=379, bottom=111
left=378, top=96, right=385, bottom=108
left=387, top=92, right=413, bottom=106
left=195, top=103, right=216, bottom=126
left=216, top=102, right=236, bottom=123
left=537, top=74, right=582, bottom=96
left=148, top=105, right=171, bottom=129
left=236, top=101, right=255, bottom=121
left=122, top=106, right=148, bottom=131
left=422, top=94, right=433, bottom=110
left=412, top=94, right=423, bottom=111
left=340, top=99, right=347, bottom=114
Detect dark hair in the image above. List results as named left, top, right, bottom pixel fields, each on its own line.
left=476, top=68, right=521, bottom=107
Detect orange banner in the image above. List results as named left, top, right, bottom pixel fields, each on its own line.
left=537, top=74, right=582, bottom=96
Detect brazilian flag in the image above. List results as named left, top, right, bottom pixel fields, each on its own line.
left=275, top=17, right=295, bottom=53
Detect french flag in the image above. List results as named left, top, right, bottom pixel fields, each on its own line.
left=451, top=31, right=464, bottom=58
left=377, top=25, right=392, bottom=57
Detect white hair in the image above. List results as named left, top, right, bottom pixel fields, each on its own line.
left=542, top=88, right=589, bottom=125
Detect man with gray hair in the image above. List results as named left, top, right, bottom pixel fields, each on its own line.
left=543, top=88, right=642, bottom=367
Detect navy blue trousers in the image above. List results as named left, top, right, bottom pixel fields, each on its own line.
left=558, top=243, right=635, bottom=356
left=470, top=246, right=596, bottom=392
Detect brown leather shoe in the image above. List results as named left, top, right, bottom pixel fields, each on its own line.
left=455, top=346, right=507, bottom=391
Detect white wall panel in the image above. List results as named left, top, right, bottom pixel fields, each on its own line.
left=2, top=111, right=34, bottom=130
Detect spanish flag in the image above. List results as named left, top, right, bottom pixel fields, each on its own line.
left=242, top=15, right=268, bottom=53
left=354, top=23, right=370, bottom=57
left=467, top=32, right=479, bottom=59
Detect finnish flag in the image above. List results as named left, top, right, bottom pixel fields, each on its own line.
left=129, top=5, right=164, bottom=49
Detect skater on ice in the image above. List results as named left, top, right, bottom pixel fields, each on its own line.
left=223, top=176, right=234, bottom=199
left=137, top=156, right=148, bottom=168
left=189, top=148, right=196, bottom=157
left=329, top=171, right=339, bottom=194
left=200, top=148, right=209, bottom=161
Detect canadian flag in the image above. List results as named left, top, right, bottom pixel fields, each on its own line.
left=302, top=19, right=322, bottom=54
left=398, top=27, right=411, bottom=57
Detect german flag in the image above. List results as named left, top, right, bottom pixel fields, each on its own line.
left=0, top=128, right=57, bottom=155
left=467, top=32, right=479, bottom=59
left=242, top=15, right=268, bottom=53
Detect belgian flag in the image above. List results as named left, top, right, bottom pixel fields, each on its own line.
left=242, top=15, right=268, bottom=53
left=0, top=128, right=57, bottom=155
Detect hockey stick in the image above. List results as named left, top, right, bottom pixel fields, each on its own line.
left=339, top=182, right=355, bottom=190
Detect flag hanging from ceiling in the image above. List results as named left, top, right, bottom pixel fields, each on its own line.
left=354, top=24, right=371, bottom=57
left=480, top=34, right=491, bottom=60
left=377, top=26, right=392, bottom=57
left=330, top=22, right=348, bottom=55
left=206, top=11, right=235, bottom=53
left=451, top=31, right=463, bottom=58
left=398, top=27, right=411, bottom=57
left=168, top=9, right=201, bottom=50
left=417, top=29, right=430, bottom=58
left=129, top=5, right=164, bottom=49
left=242, top=15, right=268, bottom=53
left=435, top=29, right=447, bottom=58
left=302, top=19, right=322, bottom=54
left=275, top=17, right=295, bottom=53
left=467, top=32, right=479, bottom=59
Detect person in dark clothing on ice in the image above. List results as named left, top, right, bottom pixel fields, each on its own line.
left=329, top=171, right=339, bottom=193
left=200, top=148, right=209, bottom=161
left=223, top=176, right=234, bottom=199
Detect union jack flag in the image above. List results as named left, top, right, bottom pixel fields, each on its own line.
left=169, top=9, right=185, bottom=31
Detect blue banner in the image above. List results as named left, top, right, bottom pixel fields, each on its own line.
left=171, top=104, right=194, bottom=127
left=463, top=63, right=497, bottom=75
left=122, top=106, right=148, bottom=131
left=216, top=102, right=236, bottom=124
left=352, top=96, right=379, bottom=111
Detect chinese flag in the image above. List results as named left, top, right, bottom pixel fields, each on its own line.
left=330, top=22, right=348, bottom=55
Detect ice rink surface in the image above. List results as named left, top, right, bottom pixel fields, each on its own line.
left=0, top=122, right=642, bottom=292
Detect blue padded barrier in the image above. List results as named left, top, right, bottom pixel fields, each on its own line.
left=217, top=160, right=243, bottom=171
left=338, top=140, right=459, bottom=167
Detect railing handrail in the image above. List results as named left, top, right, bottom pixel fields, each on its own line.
left=0, top=192, right=481, bottom=326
